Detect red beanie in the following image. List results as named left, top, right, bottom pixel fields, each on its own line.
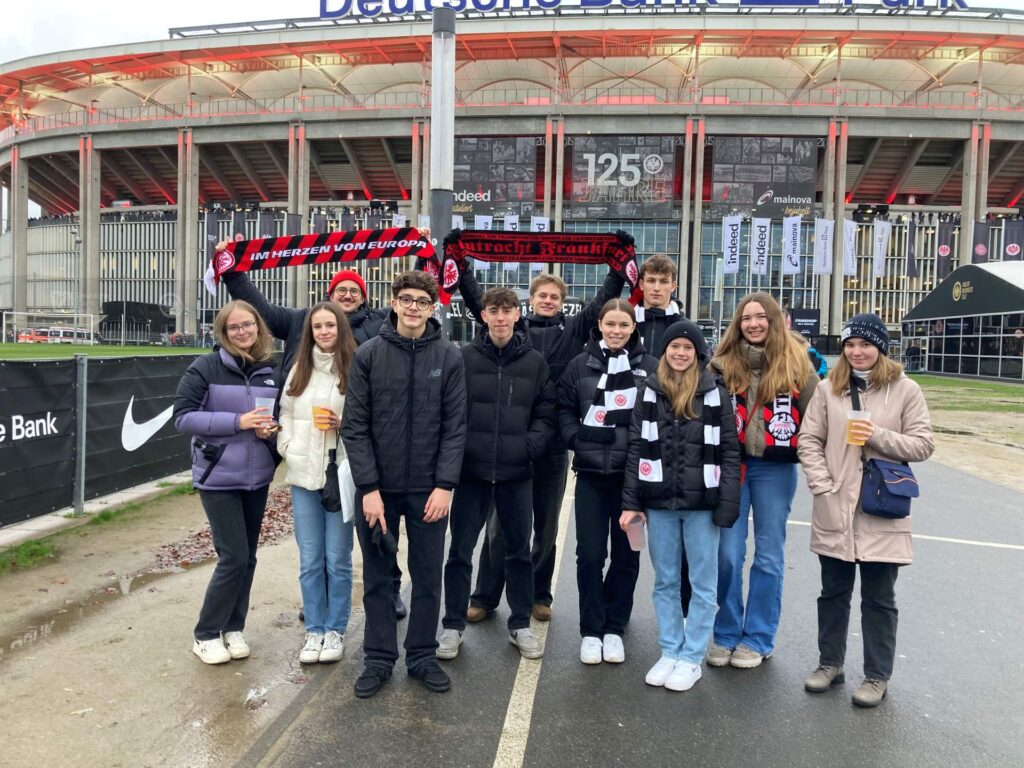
left=327, top=269, right=367, bottom=300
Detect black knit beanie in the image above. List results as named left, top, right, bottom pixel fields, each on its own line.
left=841, top=313, right=890, bottom=356
left=660, top=320, right=708, bottom=362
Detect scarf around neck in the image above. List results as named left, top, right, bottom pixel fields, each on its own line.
left=582, top=341, right=637, bottom=431
left=634, top=301, right=680, bottom=325
left=638, top=378, right=722, bottom=486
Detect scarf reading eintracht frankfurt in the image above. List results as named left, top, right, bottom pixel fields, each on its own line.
left=637, top=382, right=723, bottom=487
left=582, top=343, right=637, bottom=432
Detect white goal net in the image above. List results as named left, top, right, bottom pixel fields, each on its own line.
left=2, top=311, right=98, bottom=345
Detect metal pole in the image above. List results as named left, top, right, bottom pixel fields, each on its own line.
left=429, top=8, right=456, bottom=241
left=73, top=354, right=87, bottom=515
left=121, top=310, right=126, bottom=347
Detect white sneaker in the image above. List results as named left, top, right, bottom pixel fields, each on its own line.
left=665, top=661, right=703, bottom=692
left=645, top=656, right=678, bottom=687
left=193, top=637, right=231, bottom=665
left=436, top=629, right=464, bottom=660
left=319, top=631, right=344, bottom=663
left=580, top=636, right=603, bottom=665
left=299, top=632, right=324, bottom=664
left=602, top=634, right=625, bottom=664
left=222, top=631, right=250, bottom=659
left=509, top=628, right=544, bottom=660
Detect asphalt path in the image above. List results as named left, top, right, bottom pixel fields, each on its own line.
left=242, top=460, right=1024, bottom=768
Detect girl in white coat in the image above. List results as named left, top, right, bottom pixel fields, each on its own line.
left=279, top=302, right=357, bottom=663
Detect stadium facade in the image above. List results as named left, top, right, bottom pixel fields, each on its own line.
left=2, top=2, right=1024, bottom=356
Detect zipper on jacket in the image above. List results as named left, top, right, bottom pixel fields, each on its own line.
left=406, top=342, right=416, bottom=490
left=491, top=367, right=502, bottom=483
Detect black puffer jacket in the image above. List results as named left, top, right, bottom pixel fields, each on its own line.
left=621, top=369, right=742, bottom=528
left=460, top=322, right=556, bottom=483
left=341, top=313, right=467, bottom=494
left=223, top=272, right=388, bottom=375
left=636, top=299, right=688, bottom=358
left=558, top=330, right=658, bottom=475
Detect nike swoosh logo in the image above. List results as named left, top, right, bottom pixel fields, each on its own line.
left=121, top=396, right=175, bottom=452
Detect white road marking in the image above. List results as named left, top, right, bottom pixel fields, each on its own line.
left=491, top=490, right=576, bottom=768
left=787, top=520, right=1024, bottom=551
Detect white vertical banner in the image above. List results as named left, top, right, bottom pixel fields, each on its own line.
left=722, top=216, right=742, bottom=275
left=842, top=219, right=858, bottom=276
left=530, top=216, right=549, bottom=233
left=782, top=216, right=802, bottom=275
left=452, top=214, right=465, bottom=230
left=872, top=219, right=892, bottom=278
left=750, top=218, right=771, bottom=276
left=504, top=214, right=520, bottom=232
left=392, top=213, right=407, bottom=228
left=474, top=214, right=493, bottom=231
left=418, top=214, right=431, bottom=230
left=812, top=218, right=834, bottom=275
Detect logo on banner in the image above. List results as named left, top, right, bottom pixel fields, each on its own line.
left=639, top=461, right=652, bottom=477
left=442, top=259, right=460, bottom=290
left=594, top=410, right=606, bottom=424
left=1008, top=243, right=1021, bottom=257
left=423, top=260, right=439, bottom=279
left=975, top=243, right=988, bottom=257
left=643, top=155, right=664, bottom=174
left=757, top=190, right=774, bottom=206
left=626, top=260, right=639, bottom=286
left=614, top=394, right=627, bottom=407
left=938, top=244, right=951, bottom=257
left=214, top=250, right=235, bottom=275
left=121, top=398, right=175, bottom=452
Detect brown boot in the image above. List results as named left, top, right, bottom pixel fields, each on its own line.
left=804, top=665, right=845, bottom=693
left=852, top=679, right=888, bottom=708
left=466, top=605, right=488, bottom=623
left=532, top=603, right=552, bottom=622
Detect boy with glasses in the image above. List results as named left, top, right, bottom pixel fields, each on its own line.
left=342, top=271, right=467, bottom=698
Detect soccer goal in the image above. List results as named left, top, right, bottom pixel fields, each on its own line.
left=2, top=311, right=98, bottom=346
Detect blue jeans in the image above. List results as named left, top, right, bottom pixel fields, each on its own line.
left=291, top=486, right=353, bottom=635
left=647, top=508, right=720, bottom=665
left=714, top=458, right=798, bottom=656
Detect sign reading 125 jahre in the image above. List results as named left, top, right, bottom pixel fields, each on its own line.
left=568, top=135, right=676, bottom=220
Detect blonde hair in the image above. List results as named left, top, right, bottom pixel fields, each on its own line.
left=656, top=356, right=700, bottom=420
left=213, top=300, right=275, bottom=364
left=712, top=292, right=812, bottom=404
left=830, top=351, right=904, bottom=395
left=529, top=273, right=567, bottom=299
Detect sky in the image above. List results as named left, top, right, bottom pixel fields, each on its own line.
left=4, top=0, right=1024, bottom=64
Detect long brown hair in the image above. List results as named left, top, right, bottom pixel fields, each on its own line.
left=213, top=300, right=275, bottom=364
left=657, top=355, right=700, bottom=419
left=287, top=303, right=357, bottom=397
left=713, top=292, right=812, bottom=404
left=830, top=347, right=904, bottom=395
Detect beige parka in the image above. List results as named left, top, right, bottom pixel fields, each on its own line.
left=797, top=373, right=934, bottom=565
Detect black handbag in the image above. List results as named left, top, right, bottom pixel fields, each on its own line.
left=320, top=445, right=342, bottom=513
left=850, top=381, right=918, bottom=519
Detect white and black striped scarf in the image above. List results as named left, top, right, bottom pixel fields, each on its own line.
left=633, top=301, right=681, bottom=325
left=638, top=383, right=723, bottom=486
left=582, top=342, right=637, bottom=431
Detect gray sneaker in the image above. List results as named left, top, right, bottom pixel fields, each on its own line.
left=706, top=642, right=733, bottom=667
left=509, top=628, right=543, bottom=659
left=729, top=644, right=770, bottom=669
left=436, top=629, right=463, bottom=660
left=805, top=665, right=845, bottom=693
left=852, top=678, right=888, bottom=708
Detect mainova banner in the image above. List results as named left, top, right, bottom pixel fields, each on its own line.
left=711, top=136, right=818, bottom=219
left=568, top=135, right=676, bottom=220
left=453, top=137, right=537, bottom=219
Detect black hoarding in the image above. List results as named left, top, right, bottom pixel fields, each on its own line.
left=710, top=136, right=819, bottom=218
left=0, top=360, right=76, bottom=525
left=453, top=137, right=537, bottom=219
left=568, top=135, right=676, bottom=220
left=790, top=308, right=821, bottom=338
left=84, top=355, right=198, bottom=500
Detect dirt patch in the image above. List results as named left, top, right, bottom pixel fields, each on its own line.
left=928, top=408, right=1024, bottom=494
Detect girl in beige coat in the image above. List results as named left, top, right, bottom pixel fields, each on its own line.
left=797, top=313, right=933, bottom=708
left=279, top=303, right=357, bottom=665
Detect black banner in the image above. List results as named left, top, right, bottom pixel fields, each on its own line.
left=1003, top=219, right=1023, bottom=261
left=711, top=136, right=818, bottom=219
left=936, top=220, right=954, bottom=280
left=790, top=308, right=821, bottom=338
left=84, top=356, right=198, bottom=501
left=454, top=137, right=536, bottom=218
left=569, top=135, right=676, bottom=219
left=0, top=361, right=77, bottom=525
left=972, top=221, right=991, bottom=264
left=906, top=219, right=919, bottom=278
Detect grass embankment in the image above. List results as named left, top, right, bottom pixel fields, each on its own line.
left=0, top=344, right=206, bottom=360
left=910, top=373, right=1024, bottom=414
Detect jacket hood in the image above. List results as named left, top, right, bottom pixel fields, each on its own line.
left=380, top=311, right=443, bottom=347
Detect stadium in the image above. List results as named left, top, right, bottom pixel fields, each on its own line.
left=2, top=1, right=1024, bottom=376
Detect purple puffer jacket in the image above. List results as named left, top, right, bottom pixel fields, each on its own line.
left=173, top=348, right=280, bottom=491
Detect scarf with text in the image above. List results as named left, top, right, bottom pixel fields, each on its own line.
left=205, top=228, right=439, bottom=297
left=732, top=390, right=802, bottom=463
left=638, top=383, right=722, bottom=486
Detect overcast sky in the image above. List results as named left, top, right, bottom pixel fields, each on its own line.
left=4, top=0, right=1024, bottom=64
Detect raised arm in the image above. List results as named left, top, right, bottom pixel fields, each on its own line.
left=568, top=267, right=627, bottom=346
left=222, top=271, right=301, bottom=343
left=458, top=264, right=485, bottom=326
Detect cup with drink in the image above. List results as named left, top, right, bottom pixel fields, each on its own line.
left=312, top=400, right=334, bottom=432
left=846, top=410, right=871, bottom=446
left=254, top=397, right=278, bottom=433
left=625, top=517, right=646, bottom=552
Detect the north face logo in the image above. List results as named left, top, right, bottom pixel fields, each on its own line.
left=263, top=379, right=275, bottom=386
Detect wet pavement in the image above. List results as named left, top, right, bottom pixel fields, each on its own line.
left=243, top=460, right=1024, bottom=768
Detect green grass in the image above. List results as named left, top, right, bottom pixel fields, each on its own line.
left=909, top=373, right=1024, bottom=396
left=87, top=482, right=193, bottom=526
left=0, top=540, right=56, bottom=573
left=0, top=343, right=206, bottom=360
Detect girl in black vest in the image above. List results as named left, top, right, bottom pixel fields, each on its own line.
left=558, top=300, right=658, bottom=666
left=621, top=322, right=741, bottom=691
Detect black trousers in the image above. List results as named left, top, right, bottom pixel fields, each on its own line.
left=471, top=446, right=569, bottom=610
left=443, top=478, right=534, bottom=632
left=817, top=554, right=900, bottom=680
left=194, top=488, right=268, bottom=641
left=355, top=491, right=447, bottom=671
left=574, top=472, right=640, bottom=638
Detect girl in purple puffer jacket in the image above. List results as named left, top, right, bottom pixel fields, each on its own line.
left=173, top=300, right=280, bottom=665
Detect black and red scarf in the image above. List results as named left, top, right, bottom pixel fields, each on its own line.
left=733, top=390, right=802, bottom=464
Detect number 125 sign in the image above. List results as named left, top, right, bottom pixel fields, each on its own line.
left=583, top=152, right=665, bottom=187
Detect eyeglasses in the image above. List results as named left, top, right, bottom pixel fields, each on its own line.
left=396, top=295, right=433, bottom=311
left=225, top=320, right=257, bottom=334
left=332, top=286, right=362, bottom=297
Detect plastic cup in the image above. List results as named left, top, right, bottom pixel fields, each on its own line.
left=846, top=410, right=871, bottom=446
left=312, top=401, right=332, bottom=431
left=254, top=397, right=276, bottom=414
left=625, top=518, right=646, bottom=552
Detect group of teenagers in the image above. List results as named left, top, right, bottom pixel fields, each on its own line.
left=172, top=237, right=933, bottom=708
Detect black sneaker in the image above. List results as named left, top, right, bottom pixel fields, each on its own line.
left=408, top=661, right=451, bottom=693
left=354, top=666, right=392, bottom=699
left=394, top=594, right=408, bottom=621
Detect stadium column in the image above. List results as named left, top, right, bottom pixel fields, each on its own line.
left=78, top=135, right=101, bottom=319
left=288, top=122, right=310, bottom=308
left=543, top=117, right=554, bottom=225
left=552, top=118, right=565, bottom=278
left=10, top=145, right=28, bottom=313
left=818, top=120, right=837, bottom=333
left=829, top=119, right=849, bottom=336
left=678, top=117, right=694, bottom=297
left=175, top=128, right=199, bottom=335
left=410, top=119, right=423, bottom=225
left=687, top=117, right=705, bottom=320
left=975, top=122, right=991, bottom=223
left=429, top=8, right=455, bottom=245
left=421, top=120, right=431, bottom=221
left=959, top=122, right=979, bottom=267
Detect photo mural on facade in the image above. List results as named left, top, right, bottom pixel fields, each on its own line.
left=710, top=136, right=819, bottom=219
left=568, top=135, right=676, bottom=220
left=453, top=137, right=537, bottom=219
